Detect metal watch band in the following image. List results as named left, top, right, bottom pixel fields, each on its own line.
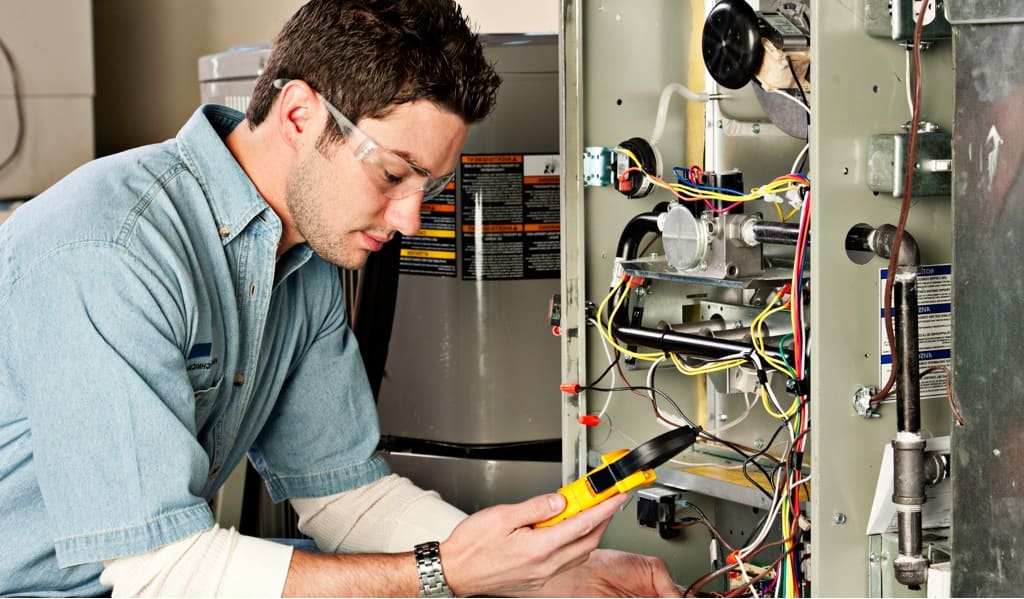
left=414, top=541, right=454, bottom=598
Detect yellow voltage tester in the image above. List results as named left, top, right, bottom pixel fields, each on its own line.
left=535, top=425, right=700, bottom=527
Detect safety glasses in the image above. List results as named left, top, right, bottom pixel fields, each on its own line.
left=274, top=79, right=455, bottom=201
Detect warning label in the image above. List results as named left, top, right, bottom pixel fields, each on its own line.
left=461, top=154, right=561, bottom=281
left=878, top=264, right=953, bottom=401
left=399, top=182, right=457, bottom=276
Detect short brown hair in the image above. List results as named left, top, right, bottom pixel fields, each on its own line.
left=246, top=0, right=501, bottom=140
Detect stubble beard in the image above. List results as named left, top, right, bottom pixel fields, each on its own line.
left=285, top=151, right=369, bottom=270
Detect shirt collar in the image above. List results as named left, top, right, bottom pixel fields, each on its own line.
left=175, top=104, right=270, bottom=245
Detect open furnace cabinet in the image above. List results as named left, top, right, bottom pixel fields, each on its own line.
left=557, top=1, right=959, bottom=596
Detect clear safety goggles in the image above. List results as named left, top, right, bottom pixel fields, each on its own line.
left=274, top=79, right=455, bottom=201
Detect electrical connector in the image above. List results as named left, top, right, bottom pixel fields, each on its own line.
left=559, top=382, right=582, bottom=394
left=637, top=487, right=685, bottom=540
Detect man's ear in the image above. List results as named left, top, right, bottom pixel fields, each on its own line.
left=272, top=80, right=321, bottom=149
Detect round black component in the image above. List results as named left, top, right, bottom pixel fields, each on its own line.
left=616, top=137, right=658, bottom=199
left=702, top=0, right=763, bottom=89
left=609, top=426, right=700, bottom=481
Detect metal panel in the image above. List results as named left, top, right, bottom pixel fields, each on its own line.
left=950, top=22, right=1024, bottom=596
left=809, top=2, right=954, bottom=594
left=946, top=0, right=1024, bottom=24
left=385, top=453, right=561, bottom=514
left=562, top=0, right=955, bottom=593
left=376, top=36, right=562, bottom=520
left=377, top=35, right=561, bottom=447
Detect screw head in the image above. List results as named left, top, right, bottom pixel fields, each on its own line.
left=833, top=512, right=847, bottom=525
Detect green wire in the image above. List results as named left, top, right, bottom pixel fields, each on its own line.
left=779, top=333, right=797, bottom=378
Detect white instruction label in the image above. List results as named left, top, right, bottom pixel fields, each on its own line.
left=878, top=264, right=952, bottom=401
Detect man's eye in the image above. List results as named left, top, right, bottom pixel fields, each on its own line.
left=382, top=169, right=405, bottom=186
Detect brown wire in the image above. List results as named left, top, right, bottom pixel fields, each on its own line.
left=921, top=364, right=965, bottom=425
left=870, top=0, right=930, bottom=406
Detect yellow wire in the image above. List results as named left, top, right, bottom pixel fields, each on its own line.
left=595, top=277, right=663, bottom=361
left=595, top=273, right=752, bottom=371
left=750, top=298, right=793, bottom=375
left=760, top=385, right=801, bottom=419
left=612, top=148, right=809, bottom=214
left=669, top=352, right=747, bottom=376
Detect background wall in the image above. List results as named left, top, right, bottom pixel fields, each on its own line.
left=92, top=0, right=557, bottom=156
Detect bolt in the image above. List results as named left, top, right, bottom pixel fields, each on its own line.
left=719, top=413, right=729, bottom=422
left=833, top=512, right=847, bottom=525
left=753, top=438, right=765, bottom=449
left=717, top=119, right=723, bottom=129
left=752, top=123, right=761, bottom=134
left=869, top=552, right=879, bottom=563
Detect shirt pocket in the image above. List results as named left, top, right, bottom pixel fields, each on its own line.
left=192, top=374, right=224, bottom=426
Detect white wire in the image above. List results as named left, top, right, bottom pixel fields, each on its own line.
left=709, top=391, right=756, bottom=435
left=763, top=382, right=797, bottom=443
left=770, top=88, right=810, bottom=115
left=644, top=356, right=696, bottom=430
left=905, top=49, right=914, bottom=117
left=738, top=430, right=801, bottom=559
left=739, top=467, right=788, bottom=559
left=734, top=552, right=758, bottom=598
left=650, top=82, right=711, bottom=147
left=790, top=143, right=809, bottom=176
left=589, top=317, right=618, bottom=419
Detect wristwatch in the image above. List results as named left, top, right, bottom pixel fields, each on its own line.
left=413, top=541, right=454, bottom=597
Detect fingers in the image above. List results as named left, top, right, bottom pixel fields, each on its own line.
left=522, top=492, right=569, bottom=526
left=439, top=492, right=631, bottom=597
left=538, top=492, right=627, bottom=541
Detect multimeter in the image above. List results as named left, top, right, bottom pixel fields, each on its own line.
left=535, top=425, right=700, bottom=527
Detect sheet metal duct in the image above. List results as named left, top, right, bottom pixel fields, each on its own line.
left=949, top=2, right=1024, bottom=594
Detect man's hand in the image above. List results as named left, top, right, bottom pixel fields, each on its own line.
left=439, top=492, right=628, bottom=597
left=526, top=548, right=683, bottom=598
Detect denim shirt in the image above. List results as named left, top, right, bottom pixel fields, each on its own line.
left=0, top=105, right=390, bottom=596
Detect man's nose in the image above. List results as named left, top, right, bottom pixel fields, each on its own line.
left=384, top=191, right=423, bottom=237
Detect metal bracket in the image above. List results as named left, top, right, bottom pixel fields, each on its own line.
left=854, top=386, right=881, bottom=418
left=867, top=127, right=952, bottom=197
left=582, top=146, right=613, bottom=187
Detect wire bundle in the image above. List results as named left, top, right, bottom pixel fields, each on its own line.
left=582, top=168, right=812, bottom=595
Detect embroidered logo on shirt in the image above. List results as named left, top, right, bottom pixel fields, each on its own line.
left=187, top=342, right=212, bottom=360
left=187, top=342, right=218, bottom=371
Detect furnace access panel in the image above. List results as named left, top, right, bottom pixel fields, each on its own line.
left=557, top=1, right=955, bottom=596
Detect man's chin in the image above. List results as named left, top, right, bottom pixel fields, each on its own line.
left=310, top=245, right=370, bottom=270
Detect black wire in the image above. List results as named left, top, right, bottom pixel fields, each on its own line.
left=586, top=383, right=699, bottom=430
left=739, top=419, right=791, bottom=499
left=0, top=36, right=25, bottom=173
left=588, top=339, right=788, bottom=499
left=584, top=310, right=621, bottom=389
left=786, top=55, right=810, bottom=127
left=678, top=502, right=734, bottom=556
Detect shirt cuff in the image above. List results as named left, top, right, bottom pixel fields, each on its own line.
left=100, top=525, right=293, bottom=597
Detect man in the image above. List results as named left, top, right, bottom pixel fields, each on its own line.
left=0, top=0, right=680, bottom=596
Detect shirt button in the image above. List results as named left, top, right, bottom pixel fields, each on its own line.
left=219, top=225, right=230, bottom=238
left=233, top=373, right=245, bottom=386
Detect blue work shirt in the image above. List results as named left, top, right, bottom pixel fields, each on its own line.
left=0, top=105, right=390, bottom=596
